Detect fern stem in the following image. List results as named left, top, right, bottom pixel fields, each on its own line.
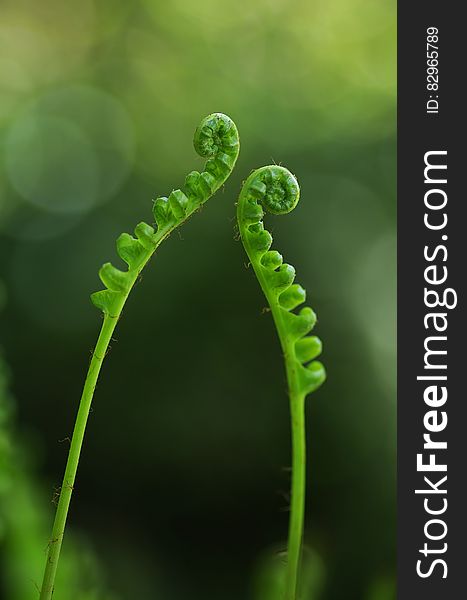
left=240, top=223, right=307, bottom=599
left=39, top=232, right=159, bottom=600
left=264, top=286, right=308, bottom=600
left=39, top=314, right=117, bottom=600
left=286, top=389, right=306, bottom=600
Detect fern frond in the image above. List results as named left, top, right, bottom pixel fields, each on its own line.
left=91, top=113, right=240, bottom=316
left=237, top=165, right=325, bottom=397
left=237, top=165, right=325, bottom=600
left=40, top=113, right=239, bottom=600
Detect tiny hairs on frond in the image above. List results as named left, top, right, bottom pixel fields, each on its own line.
left=237, top=165, right=325, bottom=397
left=91, top=113, right=240, bottom=317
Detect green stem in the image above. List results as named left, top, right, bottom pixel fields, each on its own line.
left=38, top=252, right=146, bottom=600
left=39, top=313, right=117, bottom=600
left=40, top=221, right=177, bottom=598
left=285, top=388, right=306, bottom=600
left=243, top=243, right=307, bottom=600
left=268, top=303, right=307, bottom=600
left=40, top=226, right=185, bottom=598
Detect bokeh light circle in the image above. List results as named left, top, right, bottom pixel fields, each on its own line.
left=4, top=85, right=135, bottom=216
left=5, top=115, right=99, bottom=214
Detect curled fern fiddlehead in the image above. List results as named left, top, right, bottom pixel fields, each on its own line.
left=40, top=113, right=239, bottom=600
left=237, top=166, right=325, bottom=600
left=91, top=112, right=240, bottom=317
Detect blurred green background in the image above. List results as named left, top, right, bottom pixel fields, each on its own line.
left=0, top=0, right=396, bottom=599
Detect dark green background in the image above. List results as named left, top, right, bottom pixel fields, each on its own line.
left=0, top=1, right=396, bottom=598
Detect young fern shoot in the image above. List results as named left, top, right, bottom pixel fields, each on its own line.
left=40, top=113, right=240, bottom=600
left=236, top=166, right=325, bottom=600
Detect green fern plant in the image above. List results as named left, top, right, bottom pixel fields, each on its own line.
left=236, top=166, right=325, bottom=600
left=39, top=113, right=240, bottom=600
